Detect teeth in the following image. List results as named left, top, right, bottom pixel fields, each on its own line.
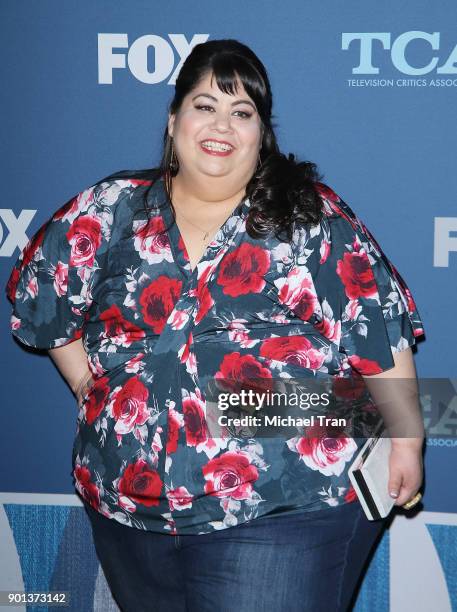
left=201, top=141, right=233, bottom=152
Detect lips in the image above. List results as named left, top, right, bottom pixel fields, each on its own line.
left=200, top=139, right=235, bottom=156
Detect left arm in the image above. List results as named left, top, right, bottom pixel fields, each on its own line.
left=362, top=347, right=424, bottom=506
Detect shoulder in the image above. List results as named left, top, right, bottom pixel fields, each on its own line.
left=50, top=170, right=159, bottom=226
left=293, top=182, right=361, bottom=245
left=291, top=182, right=382, bottom=274
left=84, top=171, right=157, bottom=209
left=313, top=181, right=379, bottom=250
left=315, top=182, right=363, bottom=229
left=23, top=173, right=156, bottom=264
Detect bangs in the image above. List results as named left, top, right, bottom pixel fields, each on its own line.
left=208, top=54, right=267, bottom=112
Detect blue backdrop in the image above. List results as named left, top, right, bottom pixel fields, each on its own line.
left=1, top=2, right=456, bottom=610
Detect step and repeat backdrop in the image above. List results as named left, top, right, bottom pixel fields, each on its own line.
left=1, top=1, right=456, bottom=610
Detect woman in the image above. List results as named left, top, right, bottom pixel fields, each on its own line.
left=6, top=39, right=424, bottom=611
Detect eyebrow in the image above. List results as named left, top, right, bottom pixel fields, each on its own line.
left=191, top=93, right=256, bottom=110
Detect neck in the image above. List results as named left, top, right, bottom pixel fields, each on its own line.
left=170, top=170, right=247, bottom=217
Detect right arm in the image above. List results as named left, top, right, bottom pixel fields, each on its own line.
left=5, top=183, right=110, bottom=408
left=48, top=338, right=94, bottom=406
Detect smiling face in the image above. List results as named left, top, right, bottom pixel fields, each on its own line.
left=168, top=71, right=264, bottom=189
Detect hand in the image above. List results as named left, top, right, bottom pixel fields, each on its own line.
left=388, top=439, right=424, bottom=507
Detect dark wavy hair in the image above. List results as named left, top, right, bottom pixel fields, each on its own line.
left=100, top=38, right=324, bottom=241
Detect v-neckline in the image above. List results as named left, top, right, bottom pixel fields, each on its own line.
left=152, top=176, right=251, bottom=278
left=173, top=218, right=224, bottom=274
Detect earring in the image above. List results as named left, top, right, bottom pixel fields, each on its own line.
left=169, top=140, right=179, bottom=173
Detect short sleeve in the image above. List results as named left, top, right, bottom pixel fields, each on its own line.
left=305, top=183, right=425, bottom=375
left=5, top=183, right=112, bottom=349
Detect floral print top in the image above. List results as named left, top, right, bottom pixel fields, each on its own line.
left=5, top=173, right=424, bottom=534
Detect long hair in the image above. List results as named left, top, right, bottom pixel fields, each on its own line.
left=99, top=39, right=324, bottom=241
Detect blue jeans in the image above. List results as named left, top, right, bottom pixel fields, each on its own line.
left=83, top=500, right=387, bottom=612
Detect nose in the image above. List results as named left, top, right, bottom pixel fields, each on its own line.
left=211, top=111, right=233, bottom=132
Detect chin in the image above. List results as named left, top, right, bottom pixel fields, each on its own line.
left=198, top=166, right=233, bottom=178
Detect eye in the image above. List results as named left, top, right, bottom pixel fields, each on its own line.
left=195, top=104, right=214, bottom=112
left=234, top=110, right=252, bottom=119
left=195, top=104, right=253, bottom=119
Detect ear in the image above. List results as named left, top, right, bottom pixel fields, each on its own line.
left=168, top=113, right=175, bottom=138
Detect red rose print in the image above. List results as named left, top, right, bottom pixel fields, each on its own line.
left=332, top=375, right=367, bottom=401
left=348, top=355, right=383, bottom=375
left=260, top=336, right=325, bottom=370
left=166, top=407, right=183, bottom=454
left=216, top=352, right=272, bottom=381
left=5, top=175, right=425, bottom=530
left=293, top=424, right=357, bottom=476
left=54, top=190, right=95, bottom=221
left=315, top=316, right=341, bottom=344
left=289, top=288, right=316, bottom=321
left=74, top=465, right=100, bottom=509
left=133, top=216, right=172, bottom=264
left=118, top=459, right=163, bottom=507
left=167, top=486, right=193, bottom=511
left=202, top=451, right=259, bottom=499
left=276, top=267, right=317, bottom=321
left=336, top=251, right=378, bottom=300
left=217, top=243, right=270, bottom=297
left=111, top=376, right=150, bottom=435
left=135, top=216, right=165, bottom=243
left=182, top=391, right=209, bottom=447
left=139, top=276, right=182, bottom=333
left=66, top=215, right=102, bottom=267
left=53, top=261, right=68, bottom=297
left=100, top=304, right=146, bottom=346
left=85, top=376, right=111, bottom=425
left=215, top=352, right=273, bottom=394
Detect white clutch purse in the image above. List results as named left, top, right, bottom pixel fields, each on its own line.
left=348, top=425, right=395, bottom=521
